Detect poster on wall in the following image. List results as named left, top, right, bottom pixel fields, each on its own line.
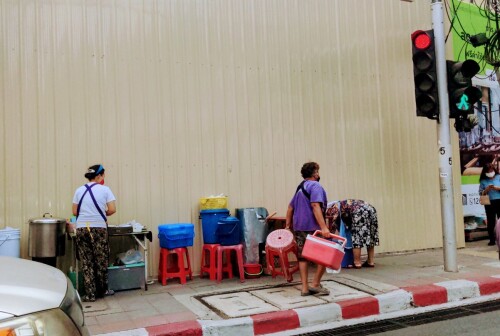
left=459, top=78, right=500, bottom=218
left=451, top=0, right=499, bottom=220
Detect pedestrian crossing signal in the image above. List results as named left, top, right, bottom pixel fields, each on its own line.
left=446, top=60, right=482, bottom=119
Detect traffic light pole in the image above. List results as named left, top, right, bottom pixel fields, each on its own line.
left=432, top=0, right=458, bottom=272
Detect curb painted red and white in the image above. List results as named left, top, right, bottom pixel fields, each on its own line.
left=96, top=275, right=500, bottom=336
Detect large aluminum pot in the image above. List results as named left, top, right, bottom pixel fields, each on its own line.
left=28, top=213, right=66, bottom=258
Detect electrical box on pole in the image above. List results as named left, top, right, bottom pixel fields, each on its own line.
left=411, top=29, right=439, bottom=120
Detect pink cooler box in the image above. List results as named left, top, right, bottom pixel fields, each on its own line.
left=302, top=231, right=346, bottom=271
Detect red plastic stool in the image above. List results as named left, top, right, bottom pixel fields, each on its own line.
left=265, top=229, right=299, bottom=282
left=216, top=244, right=245, bottom=283
left=158, top=247, right=193, bottom=285
left=200, top=244, right=220, bottom=281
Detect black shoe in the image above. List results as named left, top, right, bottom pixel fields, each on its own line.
left=81, top=295, right=96, bottom=302
left=488, top=241, right=496, bottom=246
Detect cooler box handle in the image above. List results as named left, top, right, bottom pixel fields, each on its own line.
left=312, top=230, right=346, bottom=248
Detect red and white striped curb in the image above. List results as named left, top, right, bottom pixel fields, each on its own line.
left=95, top=275, right=500, bottom=336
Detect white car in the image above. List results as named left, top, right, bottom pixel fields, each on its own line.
left=0, top=256, right=90, bottom=335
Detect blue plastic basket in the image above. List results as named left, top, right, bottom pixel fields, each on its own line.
left=158, top=223, right=195, bottom=249
left=216, top=216, right=241, bottom=246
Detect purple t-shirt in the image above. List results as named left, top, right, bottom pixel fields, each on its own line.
left=289, top=180, right=328, bottom=231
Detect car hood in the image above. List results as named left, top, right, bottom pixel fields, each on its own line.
left=0, top=257, right=67, bottom=317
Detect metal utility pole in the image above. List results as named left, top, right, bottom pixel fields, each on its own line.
left=432, top=0, right=458, bottom=272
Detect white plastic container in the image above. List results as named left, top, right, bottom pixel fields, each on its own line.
left=0, top=227, right=21, bottom=258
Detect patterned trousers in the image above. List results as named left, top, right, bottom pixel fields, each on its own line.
left=75, top=227, right=109, bottom=300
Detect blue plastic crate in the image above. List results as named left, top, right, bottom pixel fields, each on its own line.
left=158, top=223, right=195, bottom=249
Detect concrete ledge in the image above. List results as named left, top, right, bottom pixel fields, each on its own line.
left=199, top=317, right=253, bottom=336
left=96, top=275, right=500, bottom=336
left=403, top=284, right=448, bottom=307
left=464, top=276, right=500, bottom=295
left=294, top=303, right=342, bottom=327
left=147, top=321, right=202, bottom=336
left=251, top=310, right=299, bottom=335
left=95, top=328, right=149, bottom=336
left=435, top=279, right=480, bottom=302
left=337, top=296, right=379, bottom=319
left=376, top=289, right=413, bottom=314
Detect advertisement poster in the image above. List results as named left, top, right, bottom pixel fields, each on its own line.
left=451, top=0, right=499, bottom=221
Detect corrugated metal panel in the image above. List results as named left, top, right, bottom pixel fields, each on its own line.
left=0, top=0, right=464, bottom=276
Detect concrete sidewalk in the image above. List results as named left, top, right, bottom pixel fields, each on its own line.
left=84, top=241, right=500, bottom=336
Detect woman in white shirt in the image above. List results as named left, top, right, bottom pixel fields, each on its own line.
left=72, top=164, right=116, bottom=302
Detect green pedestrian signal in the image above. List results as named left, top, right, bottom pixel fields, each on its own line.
left=446, top=59, right=482, bottom=119
left=457, top=94, right=469, bottom=111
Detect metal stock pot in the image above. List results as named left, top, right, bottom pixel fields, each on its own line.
left=28, top=213, right=66, bottom=258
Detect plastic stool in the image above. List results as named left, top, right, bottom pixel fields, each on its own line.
left=200, top=244, right=220, bottom=281
left=216, top=244, right=245, bottom=283
left=265, top=229, right=299, bottom=282
left=158, top=247, right=193, bottom=285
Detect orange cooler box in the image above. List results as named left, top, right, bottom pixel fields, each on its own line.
left=302, top=231, right=346, bottom=271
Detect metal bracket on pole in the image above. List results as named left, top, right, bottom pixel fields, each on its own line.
left=432, top=0, right=458, bottom=272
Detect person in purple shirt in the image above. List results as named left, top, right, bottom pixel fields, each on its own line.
left=285, top=162, right=331, bottom=296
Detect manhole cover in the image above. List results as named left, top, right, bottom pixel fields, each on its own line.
left=319, top=281, right=370, bottom=303
left=251, top=286, right=326, bottom=309
left=202, top=292, right=278, bottom=318
left=199, top=280, right=372, bottom=318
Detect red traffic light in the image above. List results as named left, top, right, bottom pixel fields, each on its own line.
left=412, top=30, right=432, bottom=50
left=411, top=29, right=438, bottom=119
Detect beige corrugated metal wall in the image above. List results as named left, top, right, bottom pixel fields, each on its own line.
left=0, top=0, right=464, bottom=276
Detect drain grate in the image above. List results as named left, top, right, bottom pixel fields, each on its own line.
left=299, top=299, right=500, bottom=336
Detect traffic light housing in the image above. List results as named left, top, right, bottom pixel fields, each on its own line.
left=411, top=30, right=439, bottom=119
left=453, top=113, right=474, bottom=133
left=446, top=59, right=482, bottom=119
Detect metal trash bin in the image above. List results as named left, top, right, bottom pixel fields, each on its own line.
left=235, top=207, right=268, bottom=264
left=28, top=213, right=66, bottom=267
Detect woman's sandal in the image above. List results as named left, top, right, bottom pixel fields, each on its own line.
left=105, top=289, right=115, bottom=296
left=309, top=285, right=330, bottom=296
left=353, top=263, right=362, bottom=269
left=362, top=261, right=375, bottom=268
